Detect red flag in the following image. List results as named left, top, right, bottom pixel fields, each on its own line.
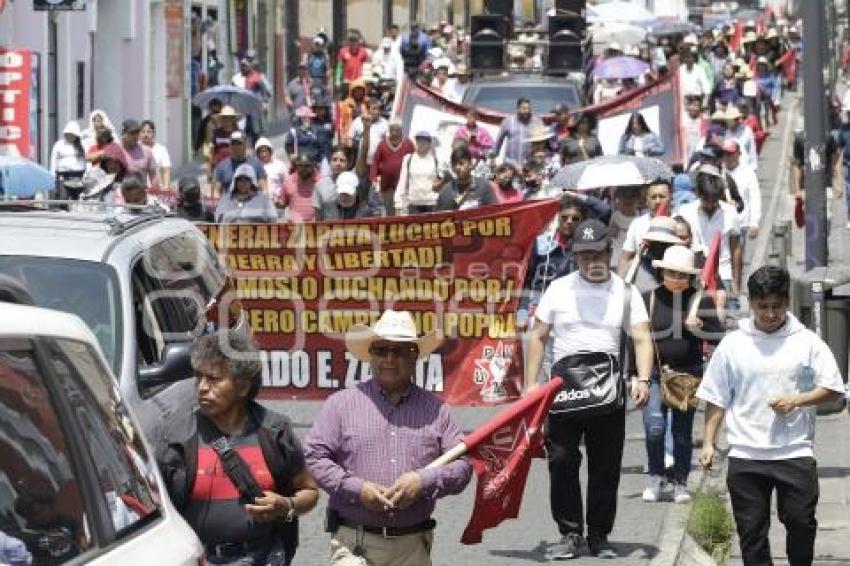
left=701, top=233, right=722, bottom=296
left=655, top=202, right=670, bottom=217
left=730, top=20, right=744, bottom=53
left=460, top=377, right=563, bottom=544
left=775, top=49, right=798, bottom=85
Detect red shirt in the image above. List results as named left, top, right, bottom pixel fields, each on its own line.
left=339, top=46, right=370, bottom=82
left=282, top=172, right=318, bottom=221
left=369, top=138, right=416, bottom=192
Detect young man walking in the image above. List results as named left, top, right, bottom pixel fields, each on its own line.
left=698, top=266, right=845, bottom=566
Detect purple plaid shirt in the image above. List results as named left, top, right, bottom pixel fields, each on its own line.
left=304, top=379, right=472, bottom=528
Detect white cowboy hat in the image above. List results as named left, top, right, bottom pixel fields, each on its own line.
left=652, top=245, right=701, bottom=275
left=642, top=216, right=685, bottom=245
left=526, top=125, right=554, bottom=143
left=345, top=310, right=443, bottom=362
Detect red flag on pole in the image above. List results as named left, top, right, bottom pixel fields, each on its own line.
left=459, top=377, right=563, bottom=544
left=701, top=233, right=722, bottom=297
left=730, top=20, right=744, bottom=53
left=655, top=202, right=670, bottom=217
left=775, top=49, right=798, bottom=86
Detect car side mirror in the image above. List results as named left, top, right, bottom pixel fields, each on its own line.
left=138, top=342, right=193, bottom=388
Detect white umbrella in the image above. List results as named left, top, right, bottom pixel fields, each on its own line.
left=576, top=161, right=645, bottom=190
left=587, top=1, right=656, bottom=24
left=591, top=22, right=648, bottom=46
left=552, top=155, right=674, bottom=190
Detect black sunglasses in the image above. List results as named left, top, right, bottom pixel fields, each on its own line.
left=369, top=344, right=418, bottom=358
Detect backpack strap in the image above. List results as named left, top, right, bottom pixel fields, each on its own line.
left=619, top=282, right=632, bottom=380
left=257, top=420, right=299, bottom=559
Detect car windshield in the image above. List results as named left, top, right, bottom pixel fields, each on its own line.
left=0, top=257, right=121, bottom=374
left=466, top=85, right=581, bottom=115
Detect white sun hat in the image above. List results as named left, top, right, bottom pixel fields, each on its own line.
left=346, top=310, right=443, bottom=362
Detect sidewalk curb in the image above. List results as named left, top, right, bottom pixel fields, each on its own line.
left=751, top=92, right=800, bottom=270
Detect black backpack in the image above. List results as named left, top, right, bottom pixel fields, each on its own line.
left=162, top=411, right=299, bottom=560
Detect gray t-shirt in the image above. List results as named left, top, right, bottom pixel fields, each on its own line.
left=214, top=191, right=278, bottom=223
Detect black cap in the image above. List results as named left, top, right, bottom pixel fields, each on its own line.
left=178, top=176, right=201, bottom=193
left=122, top=119, right=141, bottom=133
left=572, top=219, right=611, bottom=253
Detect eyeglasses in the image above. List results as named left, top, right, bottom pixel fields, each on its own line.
left=369, top=344, right=418, bottom=358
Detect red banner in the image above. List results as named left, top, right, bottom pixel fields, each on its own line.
left=200, top=200, right=560, bottom=405
left=393, top=57, right=685, bottom=165
left=0, top=48, right=32, bottom=157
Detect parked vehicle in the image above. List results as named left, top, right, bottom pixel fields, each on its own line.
left=0, top=205, right=241, bottom=440
left=0, top=302, right=203, bottom=564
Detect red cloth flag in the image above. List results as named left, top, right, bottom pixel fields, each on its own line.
left=775, top=49, right=798, bottom=85
left=701, top=233, right=722, bottom=296
left=460, top=377, right=563, bottom=544
left=655, top=202, right=670, bottom=217
left=730, top=20, right=744, bottom=53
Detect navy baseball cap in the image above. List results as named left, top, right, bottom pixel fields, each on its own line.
left=572, top=219, right=611, bottom=253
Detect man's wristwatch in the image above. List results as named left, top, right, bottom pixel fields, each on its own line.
left=284, top=497, right=297, bottom=522
left=635, top=377, right=651, bottom=384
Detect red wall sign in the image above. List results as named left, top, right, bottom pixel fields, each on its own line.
left=0, top=48, right=32, bottom=157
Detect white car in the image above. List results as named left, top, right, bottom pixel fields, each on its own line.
left=0, top=302, right=203, bottom=565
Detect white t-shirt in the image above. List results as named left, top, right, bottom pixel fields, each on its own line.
left=679, top=200, right=740, bottom=280
left=534, top=272, right=649, bottom=361
left=621, top=213, right=651, bottom=254
left=263, top=158, right=289, bottom=202
left=149, top=142, right=172, bottom=169
left=727, top=162, right=762, bottom=229
left=348, top=117, right=389, bottom=165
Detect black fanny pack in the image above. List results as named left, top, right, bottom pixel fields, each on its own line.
left=549, top=352, right=624, bottom=417
left=548, top=283, right=632, bottom=419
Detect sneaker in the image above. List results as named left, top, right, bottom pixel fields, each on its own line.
left=642, top=475, right=662, bottom=502
left=674, top=484, right=692, bottom=504
left=550, top=533, right=583, bottom=560
left=587, top=534, right=617, bottom=558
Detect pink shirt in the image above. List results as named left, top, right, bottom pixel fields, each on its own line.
left=122, top=143, right=158, bottom=188
left=453, top=125, right=495, bottom=160
left=281, top=172, right=318, bottom=222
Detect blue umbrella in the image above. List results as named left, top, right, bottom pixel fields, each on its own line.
left=192, top=85, right=264, bottom=115
left=592, top=56, right=651, bottom=80
left=0, top=156, right=55, bottom=200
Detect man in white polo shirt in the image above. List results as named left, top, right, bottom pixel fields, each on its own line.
left=698, top=266, right=844, bottom=565
left=679, top=166, right=742, bottom=309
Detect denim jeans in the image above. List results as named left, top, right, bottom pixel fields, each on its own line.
left=643, top=379, right=696, bottom=484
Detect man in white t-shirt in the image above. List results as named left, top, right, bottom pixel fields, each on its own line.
left=679, top=170, right=742, bottom=308
left=722, top=139, right=761, bottom=241
left=698, top=266, right=844, bottom=566
left=348, top=99, right=389, bottom=166
left=618, top=181, right=674, bottom=276
left=524, top=219, right=653, bottom=560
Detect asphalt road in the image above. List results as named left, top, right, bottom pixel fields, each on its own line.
left=265, top=400, right=683, bottom=565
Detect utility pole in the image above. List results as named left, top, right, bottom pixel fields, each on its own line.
left=802, top=0, right=829, bottom=270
